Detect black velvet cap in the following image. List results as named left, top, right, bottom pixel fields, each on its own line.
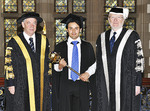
left=109, top=7, right=129, bottom=19
left=61, top=13, right=86, bottom=29
left=110, top=7, right=123, bottom=13
left=17, top=12, right=43, bottom=24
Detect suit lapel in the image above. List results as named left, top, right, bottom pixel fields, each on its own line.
left=112, top=28, right=127, bottom=55
left=58, top=41, right=68, bottom=63
left=19, top=33, right=40, bottom=62
left=19, top=33, right=33, bottom=54
left=81, top=40, right=83, bottom=73
left=64, top=41, right=68, bottom=64
left=80, top=40, right=87, bottom=73
left=105, top=30, right=111, bottom=56
left=35, top=33, right=41, bottom=55
left=106, top=28, right=128, bottom=55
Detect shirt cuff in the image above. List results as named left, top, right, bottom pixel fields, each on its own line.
left=85, top=62, right=96, bottom=76
left=54, top=64, right=63, bottom=72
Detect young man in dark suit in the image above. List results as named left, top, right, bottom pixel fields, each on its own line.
left=52, top=13, right=96, bottom=111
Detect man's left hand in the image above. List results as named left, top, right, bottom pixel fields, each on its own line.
left=79, top=72, right=90, bottom=82
left=135, top=86, right=141, bottom=96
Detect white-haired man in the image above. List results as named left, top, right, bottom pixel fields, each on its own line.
left=5, top=12, right=51, bottom=111
left=96, top=7, right=144, bottom=111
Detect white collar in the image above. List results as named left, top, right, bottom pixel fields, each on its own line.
left=23, top=31, right=35, bottom=38
left=111, top=27, right=123, bottom=35
left=110, top=27, right=123, bottom=40
left=67, top=37, right=81, bottom=44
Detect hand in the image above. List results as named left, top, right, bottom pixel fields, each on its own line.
left=59, top=58, right=67, bottom=70
left=8, top=86, right=15, bottom=95
left=79, top=72, right=90, bottom=82
left=135, top=86, right=141, bottom=96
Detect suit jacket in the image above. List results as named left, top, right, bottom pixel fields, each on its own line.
left=52, top=39, right=96, bottom=111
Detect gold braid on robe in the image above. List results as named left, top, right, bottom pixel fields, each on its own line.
left=5, top=47, right=15, bottom=80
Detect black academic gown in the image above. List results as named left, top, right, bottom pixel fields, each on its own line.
left=52, top=40, right=96, bottom=111
left=96, top=28, right=144, bottom=111
left=5, top=33, right=51, bottom=111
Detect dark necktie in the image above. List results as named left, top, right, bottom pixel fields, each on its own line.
left=110, top=32, right=116, bottom=53
left=71, top=41, right=79, bottom=81
left=29, top=37, right=35, bottom=52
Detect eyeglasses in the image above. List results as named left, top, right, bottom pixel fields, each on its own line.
left=109, top=16, right=123, bottom=20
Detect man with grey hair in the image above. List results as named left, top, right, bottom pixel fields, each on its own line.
left=96, top=7, right=144, bottom=111
left=5, top=12, right=51, bottom=111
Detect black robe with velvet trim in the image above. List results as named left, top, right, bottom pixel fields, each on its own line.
left=5, top=33, right=51, bottom=111
left=52, top=40, right=96, bottom=111
left=96, top=28, right=144, bottom=111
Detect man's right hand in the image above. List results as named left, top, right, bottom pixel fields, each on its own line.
left=8, top=86, right=15, bottom=95
left=59, top=58, right=67, bottom=70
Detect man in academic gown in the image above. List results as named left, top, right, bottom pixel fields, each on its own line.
left=52, top=13, right=96, bottom=111
left=96, top=7, right=144, bottom=111
left=4, top=12, right=51, bottom=111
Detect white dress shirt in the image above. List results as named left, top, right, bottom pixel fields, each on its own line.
left=54, top=37, right=96, bottom=80
left=109, top=27, right=123, bottom=41
left=23, top=31, right=36, bottom=51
